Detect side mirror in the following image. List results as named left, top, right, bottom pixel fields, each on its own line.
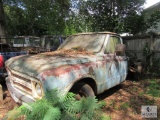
left=115, top=44, right=126, bottom=56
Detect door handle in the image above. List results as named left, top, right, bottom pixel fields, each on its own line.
left=124, top=57, right=129, bottom=61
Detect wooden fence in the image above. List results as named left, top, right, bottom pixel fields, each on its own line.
left=122, top=34, right=160, bottom=59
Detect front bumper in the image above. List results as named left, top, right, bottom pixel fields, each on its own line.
left=6, top=77, right=35, bottom=104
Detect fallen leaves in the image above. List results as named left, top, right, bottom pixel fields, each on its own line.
left=41, top=47, right=93, bottom=56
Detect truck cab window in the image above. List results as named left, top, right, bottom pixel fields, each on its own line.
left=105, top=36, right=121, bottom=54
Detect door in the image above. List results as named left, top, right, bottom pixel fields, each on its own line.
left=104, top=36, right=127, bottom=89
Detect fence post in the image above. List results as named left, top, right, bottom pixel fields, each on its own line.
left=0, top=84, right=3, bottom=101
left=150, top=35, right=154, bottom=67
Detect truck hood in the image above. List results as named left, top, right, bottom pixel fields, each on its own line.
left=5, top=53, right=96, bottom=77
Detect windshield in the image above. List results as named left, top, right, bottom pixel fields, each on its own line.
left=29, top=38, right=40, bottom=47
left=14, top=38, right=25, bottom=44
left=59, top=34, right=106, bottom=53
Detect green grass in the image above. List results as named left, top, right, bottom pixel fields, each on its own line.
left=133, top=87, right=138, bottom=92
left=146, top=80, right=160, bottom=97
left=120, top=102, right=130, bottom=110
left=138, top=91, right=144, bottom=96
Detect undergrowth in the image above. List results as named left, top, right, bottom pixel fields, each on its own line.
left=146, top=80, right=160, bottom=97
left=5, top=89, right=109, bottom=120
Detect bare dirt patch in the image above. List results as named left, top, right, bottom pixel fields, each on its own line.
left=0, top=79, right=160, bottom=120
left=0, top=83, right=18, bottom=119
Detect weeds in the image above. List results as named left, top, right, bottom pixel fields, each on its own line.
left=146, top=80, right=160, bottom=97
left=133, top=87, right=138, bottom=92
left=144, top=99, right=155, bottom=105
left=109, top=100, right=116, bottom=108
left=120, top=102, right=130, bottom=110
left=138, top=92, right=144, bottom=96
left=101, top=114, right=112, bottom=120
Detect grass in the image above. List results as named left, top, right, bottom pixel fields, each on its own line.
left=146, top=80, right=160, bottom=97
left=120, top=102, right=130, bottom=110
left=102, top=114, right=112, bottom=120
left=138, top=91, right=144, bottom=96
left=109, top=100, right=116, bottom=107
left=132, top=87, right=138, bottom=92
left=144, top=99, right=155, bottom=105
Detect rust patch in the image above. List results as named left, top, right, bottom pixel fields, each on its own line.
left=40, top=62, right=97, bottom=78
left=89, top=67, right=94, bottom=75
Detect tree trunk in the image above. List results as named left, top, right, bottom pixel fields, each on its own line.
left=0, top=0, right=6, bottom=43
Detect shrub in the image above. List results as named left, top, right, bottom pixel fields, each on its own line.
left=6, top=89, right=108, bottom=120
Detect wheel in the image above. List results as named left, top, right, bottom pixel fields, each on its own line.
left=70, top=83, right=95, bottom=100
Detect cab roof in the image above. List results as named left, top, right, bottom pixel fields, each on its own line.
left=71, top=32, right=119, bottom=36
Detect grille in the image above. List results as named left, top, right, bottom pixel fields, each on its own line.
left=10, top=71, right=33, bottom=95
left=13, top=81, right=32, bottom=95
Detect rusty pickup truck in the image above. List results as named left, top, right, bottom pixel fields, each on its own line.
left=5, top=32, right=128, bottom=103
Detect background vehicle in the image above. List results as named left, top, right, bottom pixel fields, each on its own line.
left=40, top=35, right=66, bottom=52
left=0, top=43, right=27, bottom=78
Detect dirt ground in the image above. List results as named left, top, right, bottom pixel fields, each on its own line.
left=98, top=79, right=160, bottom=120
left=0, top=79, right=160, bottom=120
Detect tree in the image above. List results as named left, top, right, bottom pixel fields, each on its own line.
left=146, top=11, right=160, bottom=32
left=4, top=5, right=28, bottom=35
left=3, top=0, right=159, bottom=36
left=0, top=0, right=6, bottom=43
left=64, top=0, right=93, bottom=35
left=123, top=12, right=146, bottom=34
left=4, top=0, right=71, bottom=36
left=87, top=0, right=145, bottom=33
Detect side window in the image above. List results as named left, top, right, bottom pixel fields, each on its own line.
left=105, top=36, right=121, bottom=54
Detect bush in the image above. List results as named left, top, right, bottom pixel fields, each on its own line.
left=5, top=89, right=108, bottom=120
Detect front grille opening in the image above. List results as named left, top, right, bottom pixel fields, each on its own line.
left=13, top=81, right=32, bottom=95
left=11, top=72, right=31, bottom=84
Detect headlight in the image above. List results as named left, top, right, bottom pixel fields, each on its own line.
left=35, top=83, right=42, bottom=96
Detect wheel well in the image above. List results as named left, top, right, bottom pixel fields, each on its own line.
left=69, top=77, right=97, bottom=95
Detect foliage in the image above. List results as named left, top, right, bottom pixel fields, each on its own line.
left=2, top=0, right=160, bottom=36
left=141, top=43, right=160, bottom=77
left=123, top=12, right=146, bottom=34
left=127, top=43, right=160, bottom=78
left=2, top=0, right=149, bottom=36
left=146, top=80, right=160, bottom=97
left=142, top=42, right=154, bottom=64
left=146, top=11, right=160, bottom=30
left=0, top=0, right=7, bottom=43
left=120, top=102, right=130, bottom=110
left=84, top=0, right=145, bottom=33
left=64, top=0, right=160, bottom=35
left=6, top=89, right=107, bottom=120
left=4, top=5, right=28, bottom=35
left=3, top=0, right=70, bottom=36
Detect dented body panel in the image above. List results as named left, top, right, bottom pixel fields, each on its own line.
left=5, top=32, right=128, bottom=103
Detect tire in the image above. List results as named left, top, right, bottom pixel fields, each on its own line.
left=70, top=83, right=95, bottom=100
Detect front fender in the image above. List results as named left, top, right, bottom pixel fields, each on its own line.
left=37, top=64, right=97, bottom=95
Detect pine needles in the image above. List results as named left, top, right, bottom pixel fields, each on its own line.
left=5, top=89, right=107, bottom=120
